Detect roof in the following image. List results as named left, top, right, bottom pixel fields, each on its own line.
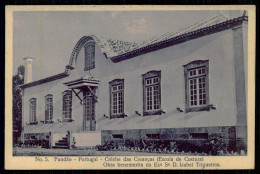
left=20, top=14, right=248, bottom=89
left=137, top=15, right=229, bottom=48
left=109, top=14, right=248, bottom=62
left=20, top=65, right=73, bottom=89
left=93, top=36, right=138, bottom=57
left=97, top=14, right=229, bottom=58
left=69, top=14, right=247, bottom=65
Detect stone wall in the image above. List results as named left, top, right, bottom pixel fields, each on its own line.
left=101, top=126, right=239, bottom=152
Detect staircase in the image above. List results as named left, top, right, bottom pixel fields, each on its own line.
left=52, top=136, right=70, bottom=149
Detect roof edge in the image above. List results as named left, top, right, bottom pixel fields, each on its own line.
left=110, top=15, right=248, bottom=63
left=20, top=65, right=73, bottom=89
left=20, top=72, right=68, bottom=89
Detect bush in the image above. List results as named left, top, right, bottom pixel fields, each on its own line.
left=205, top=136, right=227, bottom=155
left=124, top=139, right=134, bottom=148
left=174, top=140, right=200, bottom=153
left=96, top=141, right=118, bottom=151
left=19, top=139, right=50, bottom=148
left=96, top=136, right=234, bottom=155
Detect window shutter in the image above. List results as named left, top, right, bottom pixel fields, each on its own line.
left=92, top=97, right=95, bottom=120
left=29, top=102, right=32, bottom=123
left=50, top=103, right=53, bottom=121
left=70, top=96, right=72, bottom=119
left=62, top=90, right=72, bottom=121
left=91, top=49, right=95, bottom=68
left=34, top=99, right=37, bottom=122
left=84, top=42, right=95, bottom=71
left=45, top=99, right=47, bottom=122
left=85, top=51, right=88, bottom=70
left=29, top=98, right=36, bottom=123
left=62, top=94, right=65, bottom=121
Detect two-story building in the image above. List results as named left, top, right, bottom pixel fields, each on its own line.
left=19, top=12, right=248, bottom=153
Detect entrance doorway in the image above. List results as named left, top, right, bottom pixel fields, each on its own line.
left=64, top=76, right=99, bottom=132
left=83, top=90, right=96, bottom=131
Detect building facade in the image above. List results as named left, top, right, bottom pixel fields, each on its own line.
left=20, top=13, right=248, bottom=152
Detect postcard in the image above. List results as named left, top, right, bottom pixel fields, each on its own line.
left=5, top=5, right=255, bottom=169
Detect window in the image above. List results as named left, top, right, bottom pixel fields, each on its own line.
left=30, top=98, right=37, bottom=124
left=112, top=134, right=123, bottom=139
left=84, top=42, right=95, bottom=71
left=184, top=60, right=209, bottom=112
left=63, top=90, right=72, bottom=122
left=142, top=71, right=161, bottom=116
left=190, top=133, right=208, bottom=139
left=109, top=79, right=124, bottom=118
left=45, top=95, right=53, bottom=123
left=146, top=134, right=160, bottom=139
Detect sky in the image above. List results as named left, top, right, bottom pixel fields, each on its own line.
left=13, top=10, right=223, bottom=81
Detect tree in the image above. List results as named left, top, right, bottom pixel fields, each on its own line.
left=13, top=65, right=24, bottom=145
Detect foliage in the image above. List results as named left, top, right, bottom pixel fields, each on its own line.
left=17, top=139, right=50, bottom=148
left=13, top=65, right=24, bottom=145
left=96, top=141, right=118, bottom=151
left=95, top=136, right=232, bottom=155
left=203, top=136, right=228, bottom=155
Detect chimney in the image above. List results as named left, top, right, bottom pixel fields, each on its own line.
left=23, top=57, right=35, bottom=83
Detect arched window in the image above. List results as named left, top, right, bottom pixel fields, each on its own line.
left=30, top=98, right=37, bottom=124
left=63, top=90, right=72, bottom=122
left=109, top=79, right=124, bottom=118
left=45, top=94, right=53, bottom=123
left=84, top=41, right=95, bottom=71
left=142, top=70, right=161, bottom=116
left=184, top=60, right=209, bottom=112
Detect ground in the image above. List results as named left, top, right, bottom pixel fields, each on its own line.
left=13, top=147, right=243, bottom=156
left=13, top=147, right=185, bottom=156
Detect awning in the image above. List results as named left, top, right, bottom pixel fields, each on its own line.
left=63, top=75, right=100, bottom=104
left=63, top=75, right=99, bottom=90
